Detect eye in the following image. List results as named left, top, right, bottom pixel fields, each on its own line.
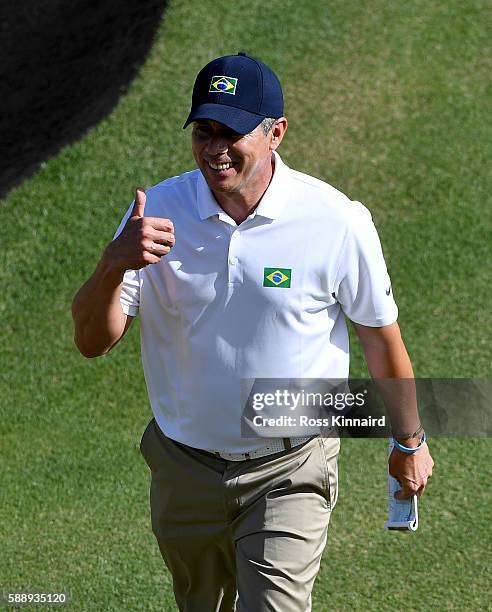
left=223, top=129, right=241, bottom=140
left=193, top=124, right=211, bottom=137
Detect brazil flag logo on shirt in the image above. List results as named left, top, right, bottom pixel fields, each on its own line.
left=263, top=268, right=292, bottom=288
left=209, top=75, right=238, bottom=95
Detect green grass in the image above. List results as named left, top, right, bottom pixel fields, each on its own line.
left=1, top=0, right=491, bottom=609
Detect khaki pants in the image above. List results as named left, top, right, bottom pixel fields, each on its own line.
left=140, top=419, right=339, bottom=612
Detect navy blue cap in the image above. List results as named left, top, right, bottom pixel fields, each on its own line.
left=183, top=52, right=284, bottom=134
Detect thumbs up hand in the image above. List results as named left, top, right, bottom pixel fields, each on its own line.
left=104, top=187, right=175, bottom=272
left=131, top=186, right=147, bottom=218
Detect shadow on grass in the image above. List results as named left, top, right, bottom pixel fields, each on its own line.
left=0, top=0, right=168, bottom=198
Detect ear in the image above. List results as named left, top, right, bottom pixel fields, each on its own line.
left=269, top=117, right=288, bottom=151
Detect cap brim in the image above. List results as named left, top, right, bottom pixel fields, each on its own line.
left=183, top=103, right=265, bottom=134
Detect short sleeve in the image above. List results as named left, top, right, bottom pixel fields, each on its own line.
left=119, top=269, right=140, bottom=316
left=335, top=201, right=398, bottom=327
left=113, top=203, right=141, bottom=317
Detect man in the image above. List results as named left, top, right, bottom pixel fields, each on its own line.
left=72, top=52, right=434, bottom=611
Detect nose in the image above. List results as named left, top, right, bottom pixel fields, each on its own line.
left=206, top=134, right=228, bottom=156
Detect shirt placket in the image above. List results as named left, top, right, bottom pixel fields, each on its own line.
left=227, top=227, right=243, bottom=286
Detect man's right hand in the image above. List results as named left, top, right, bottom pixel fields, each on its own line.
left=104, top=187, right=175, bottom=271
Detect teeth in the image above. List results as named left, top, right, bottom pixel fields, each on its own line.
left=209, top=161, right=233, bottom=170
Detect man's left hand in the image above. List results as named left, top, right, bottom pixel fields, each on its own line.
left=389, top=442, right=434, bottom=499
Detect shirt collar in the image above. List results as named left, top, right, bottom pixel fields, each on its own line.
left=196, top=151, right=289, bottom=222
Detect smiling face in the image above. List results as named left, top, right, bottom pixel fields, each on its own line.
left=191, top=118, right=287, bottom=209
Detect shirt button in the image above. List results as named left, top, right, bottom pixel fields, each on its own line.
left=229, top=257, right=238, bottom=266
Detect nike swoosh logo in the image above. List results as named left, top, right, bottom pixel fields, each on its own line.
left=386, top=286, right=391, bottom=296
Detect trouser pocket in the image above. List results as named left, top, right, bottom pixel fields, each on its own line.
left=319, top=437, right=340, bottom=510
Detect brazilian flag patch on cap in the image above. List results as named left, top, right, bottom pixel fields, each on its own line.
left=209, top=75, right=238, bottom=95
left=263, top=268, right=292, bottom=288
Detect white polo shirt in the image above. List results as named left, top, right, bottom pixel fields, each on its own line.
left=114, top=152, right=398, bottom=452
